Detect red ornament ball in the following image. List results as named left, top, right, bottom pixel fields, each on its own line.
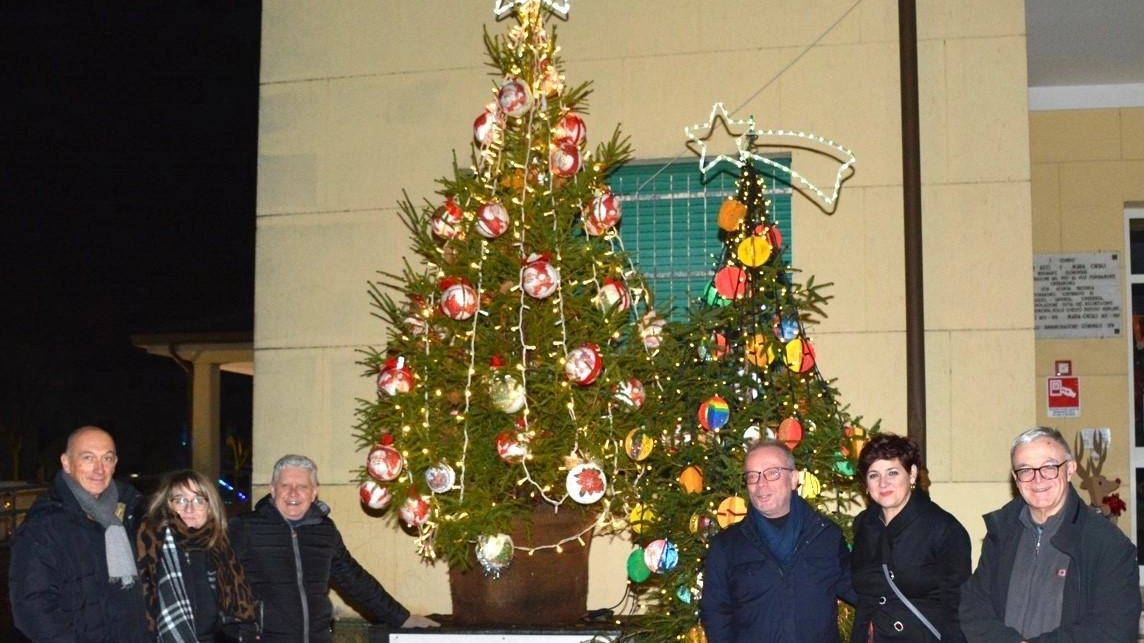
left=564, top=343, right=603, bottom=386
left=398, top=492, right=431, bottom=527
left=476, top=201, right=510, bottom=239
left=783, top=337, right=817, bottom=374
left=366, top=444, right=404, bottom=482
left=596, top=278, right=630, bottom=314
left=359, top=480, right=392, bottom=510
left=777, top=417, right=804, bottom=449
left=377, top=357, right=414, bottom=396
left=521, top=255, right=560, bottom=299
left=553, top=112, right=586, bottom=145
left=548, top=141, right=582, bottom=178
left=429, top=198, right=464, bottom=240
left=497, top=77, right=533, bottom=118
left=713, top=266, right=748, bottom=299
left=439, top=279, right=478, bottom=320
left=584, top=192, right=621, bottom=235
left=495, top=430, right=529, bottom=463
left=473, top=105, right=500, bottom=146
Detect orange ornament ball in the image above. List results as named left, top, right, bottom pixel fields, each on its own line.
left=777, top=417, right=804, bottom=449
left=717, top=198, right=747, bottom=231
left=678, top=465, right=704, bottom=494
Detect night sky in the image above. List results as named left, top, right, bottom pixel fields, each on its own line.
left=0, top=4, right=262, bottom=479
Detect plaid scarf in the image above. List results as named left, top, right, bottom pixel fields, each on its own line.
left=137, top=519, right=257, bottom=641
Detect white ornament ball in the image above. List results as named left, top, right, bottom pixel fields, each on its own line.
left=366, top=444, right=404, bottom=482
left=377, top=359, right=414, bottom=396
left=566, top=463, right=607, bottom=504
left=564, top=343, right=602, bottom=386
left=474, top=106, right=500, bottom=146
left=476, top=202, right=510, bottom=239
left=497, top=77, right=533, bottom=118
left=489, top=374, right=526, bottom=414
left=440, top=280, right=478, bottom=320
left=521, top=258, right=560, bottom=299
left=613, top=378, right=646, bottom=409
left=548, top=141, right=581, bottom=178
left=553, top=112, right=586, bottom=145
left=399, top=493, right=431, bottom=528
left=359, top=480, right=392, bottom=510
left=585, top=192, right=621, bottom=234
left=596, top=279, right=631, bottom=314
left=424, top=463, right=456, bottom=494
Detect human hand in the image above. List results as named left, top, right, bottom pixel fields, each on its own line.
left=402, top=614, right=441, bottom=628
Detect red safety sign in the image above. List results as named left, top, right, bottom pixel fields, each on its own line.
left=1046, top=376, right=1080, bottom=418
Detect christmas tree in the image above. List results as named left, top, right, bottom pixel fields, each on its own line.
left=618, top=146, right=872, bottom=642
left=353, top=0, right=675, bottom=580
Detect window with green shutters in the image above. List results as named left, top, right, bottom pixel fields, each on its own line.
left=610, top=158, right=793, bottom=319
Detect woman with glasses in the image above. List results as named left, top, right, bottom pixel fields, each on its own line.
left=850, top=433, right=970, bottom=642
left=136, top=470, right=258, bottom=642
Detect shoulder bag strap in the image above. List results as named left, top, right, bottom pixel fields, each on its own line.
left=882, top=563, right=941, bottom=640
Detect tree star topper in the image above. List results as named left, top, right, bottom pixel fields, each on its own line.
left=494, top=0, right=571, bottom=18
left=685, top=101, right=857, bottom=213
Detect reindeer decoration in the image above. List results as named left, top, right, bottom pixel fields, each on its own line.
left=1073, top=431, right=1126, bottom=522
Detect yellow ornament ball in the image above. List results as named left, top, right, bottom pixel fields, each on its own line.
left=678, top=465, right=704, bottom=494
left=716, top=496, right=747, bottom=528
left=745, top=333, right=776, bottom=367
left=717, top=198, right=747, bottom=231
left=736, top=234, right=773, bottom=267
left=629, top=503, right=656, bottom=535
left=623, top=428, right=655, bottom=461
left=798, top=470, right=822, bottom=500
left=686, top=624, right=709, bottom=643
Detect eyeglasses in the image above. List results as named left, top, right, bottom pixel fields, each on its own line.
left=742, top=467, right=794, bottom=485
left=1012, top=461, right=1068, bottom=483
left=169, top=495, right=209, bottom=508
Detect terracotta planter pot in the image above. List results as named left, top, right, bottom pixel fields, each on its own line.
left=449, top=506, right=594, bottom=626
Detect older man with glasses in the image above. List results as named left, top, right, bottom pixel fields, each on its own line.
left=700, top=438, right=856, bottom=643
left=960, top=426, right=1139, bottom=643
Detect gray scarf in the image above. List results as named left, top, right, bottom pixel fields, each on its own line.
left=62, top=473, right=139, bottom=588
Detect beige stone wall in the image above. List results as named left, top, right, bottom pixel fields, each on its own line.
left=255, top=0, right=1036, bottom=618
left=1030, top=107, right=1144, bottom=539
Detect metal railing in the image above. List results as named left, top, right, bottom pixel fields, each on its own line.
left=0, top=482, right=47, bottom=546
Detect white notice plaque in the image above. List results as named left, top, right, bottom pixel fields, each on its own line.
left=1034, top=252, right=1122, bottom=339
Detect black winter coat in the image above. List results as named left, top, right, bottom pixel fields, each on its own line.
left=8, top=471, right=150, bottom=643
left=850, top=491, right=971, bottom=643
left=228, top=495, right=410, bottom=643
left=959, top=487, right=1140, bottom=643
left=700, top=495, right=857, bottom=643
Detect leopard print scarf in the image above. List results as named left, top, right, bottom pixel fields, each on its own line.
left=136, top=517, right=257, bottom=633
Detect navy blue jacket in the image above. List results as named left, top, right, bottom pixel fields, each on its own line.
left=700, top=494, right=856, bottom=643
left=229, top=495, right=410, bottom=643
left=8, top=472, right=150, bottom=643
left=960, top=487, right=1140, bottom=643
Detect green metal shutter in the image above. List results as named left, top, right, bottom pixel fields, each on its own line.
left=611, top=158, right=792, bottom=319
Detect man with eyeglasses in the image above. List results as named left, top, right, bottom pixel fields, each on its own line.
left=700, top=438, right=855, bottom=642
left=8, top=425, right=150, bottom=642
left=960, top=426, right=1139, bottom=642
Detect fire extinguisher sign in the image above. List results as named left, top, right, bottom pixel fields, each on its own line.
left=1046, top=376, right=1081, bottom=418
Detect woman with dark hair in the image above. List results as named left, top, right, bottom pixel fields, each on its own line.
left=135, top=470, right=258, bottom=642
left=851, top=433, right=971, bottom=642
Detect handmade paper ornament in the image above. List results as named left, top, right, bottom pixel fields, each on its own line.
left=475, top=533, right=515, bottom=578
left=744, top=333, right=776, bottom=368
left=736, top=234, right=773, bottom=267
left=742, top=425, right=762, bottom=443
left=566, top=462, right=607, bottom=504
left=430, top=198, right=464, bottom=240
left=776, top=417, right=804, bottom=449
left=376, top=357, right=414, bottom=396
left=439, top=278, right=478, bottom=320
left=638, top=311, right=666, bottom=350
left=702, top=282, right=732, bottom=307
left=697, top=395, right=730, bottom=432
left=403, top=315, right=427, bottom=337
left=627, top=547, right=652, bottom=583
left=798, top=470, right=822, bottom=500
left=564, top=343, right=602, bottom=385
left=366, top=442, right=404, bottom=482
left=644, top=538, right=679, bottom=574
left=521, top=254, right=560, bottom=299
left=613, top=378, right=646, bottom=409
left=548, top=141, right=582, bottom=177
left=475, top=201, right=510, bottom=239
left=713, top=265, right=748, bottom=299
left=629, top=503, right=656, bottom=535
left=678, top=465, right=704, bottom=494
left=584, top=192, right=621, bottom=235
left=497, top=77, right=532, bottom=117
left=595, top=278, right=631, bottom=314
left=688, top=513, right=716, bottom=541
left=772, top=313, right=800, bottom=343
left=495, top=430, right=529, bottom=463
left=623, top=428, right=655, bottom=461
left=359, top=480, right=392, bottom=510
left=783, top=337, right=817, bottom=373
left=398, top=492, right=431, bottom=528
left=473, top=105, right=501, bottom=146
left=424, top=462, right=456, bottom=494
left=553, top=111, right=586, bottom=145
left=488, top=374, right=526, bottom=413
left=715, top=496, right=747, bottom=528
left=717, top=198, right=747, bottom=231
